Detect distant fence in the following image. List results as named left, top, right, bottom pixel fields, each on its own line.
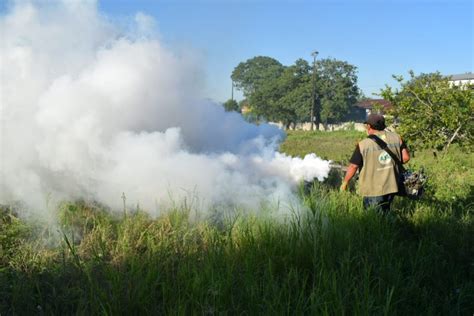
left=270, top=121, right=366, bottom=132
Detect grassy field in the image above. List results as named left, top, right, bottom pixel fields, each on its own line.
left=279, top=130, right=366, bottom=163
left=0, top=130, right=473, bottom=314
left=281, top=130, right=474, bottom=204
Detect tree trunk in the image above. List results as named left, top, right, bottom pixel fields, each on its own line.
left=444, top=124, right=462, bottom=153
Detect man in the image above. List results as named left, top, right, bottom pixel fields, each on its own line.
left=340, top=113, right=410, bottom=212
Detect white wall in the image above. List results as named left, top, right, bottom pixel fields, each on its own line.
left=449, top=79, right=474, bottom=87
left=271, top=121, right=366, bottom=132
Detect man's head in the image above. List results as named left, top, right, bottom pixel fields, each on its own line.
left=364, top=113, right=386, bottom=131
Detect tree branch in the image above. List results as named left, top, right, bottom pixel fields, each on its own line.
left=406, top=87, right=432, bottom=109
left=445, top=124, right=462, bottom=152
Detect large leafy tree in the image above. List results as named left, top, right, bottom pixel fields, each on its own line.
left=231, top=56, right=284, bottom=97
left=380, top=71, right=473, bottom=151
left=273, top=59, right=312, bottom=126
left=315, top=58, right=359, bottom=125
left=231, top=56, right=359, bottom=128
left=248, top=59, right=312, bottom=127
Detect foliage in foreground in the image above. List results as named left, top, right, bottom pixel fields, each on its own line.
left=0, top=185, right=472, bottom=315
left=380, top=71, right=473, bottom=152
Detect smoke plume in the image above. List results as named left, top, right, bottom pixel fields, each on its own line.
left=0, top=1, right=330, bottom=217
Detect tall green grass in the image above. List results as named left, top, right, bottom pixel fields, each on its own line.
left=0, top=185, right=472, bottom=314
left=0, top=130, right=472, bottom=314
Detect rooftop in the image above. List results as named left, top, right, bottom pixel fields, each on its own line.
left=355, top=99, right=392, bottom=110
left=449, top=72, right=474, bottom=81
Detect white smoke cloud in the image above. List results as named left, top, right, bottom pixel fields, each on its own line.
left=0, top=1, right=330, bottom=217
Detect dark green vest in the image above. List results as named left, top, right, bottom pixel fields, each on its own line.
left=358, top=131, right=402, bottom=197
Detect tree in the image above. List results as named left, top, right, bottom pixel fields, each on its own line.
left=230, top=56, right=359, bottom=127
left=380, top=71, right=474, bottom=151
left=222, top=99, right=239, bottom=112
left=248, top=58, right=312, bottom=127
left=315, top=58, right=359, bottom=126
left=231, top=56, right=284, bottom=97
left=273, top=59, right=312, bottom=126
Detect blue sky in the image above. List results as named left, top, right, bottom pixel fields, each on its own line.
left=40, top=0, right=474, bottom=102
left=99, top=0, right=474, bottom=101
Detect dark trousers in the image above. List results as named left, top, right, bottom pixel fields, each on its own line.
left=363, top=194, right=395, bottom=213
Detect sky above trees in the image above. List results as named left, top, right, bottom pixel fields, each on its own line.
left=5, top=0, right=470, bottom=103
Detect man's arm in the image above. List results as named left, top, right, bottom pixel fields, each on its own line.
left=402, top=148, right=410, bottom=164
left=400, top=139, right=410, bottom=164
left=340, top=144, right=362, bottom=191
left=340, top=163, right=359, bottom=191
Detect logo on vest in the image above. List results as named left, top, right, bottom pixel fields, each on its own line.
left=378, top=151, right=392, bottom=165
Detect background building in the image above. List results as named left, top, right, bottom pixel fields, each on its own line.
left=448, top=72, right=474, bottom=87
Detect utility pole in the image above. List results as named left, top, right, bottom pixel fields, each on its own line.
left=231, top=80, right=234, bottom=101
left=311, top=51, right=319, bottom=131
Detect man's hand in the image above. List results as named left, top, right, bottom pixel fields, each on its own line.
left=340, top=180, right=348, bottom=191
left=341, top=163, right=359, bottom=192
